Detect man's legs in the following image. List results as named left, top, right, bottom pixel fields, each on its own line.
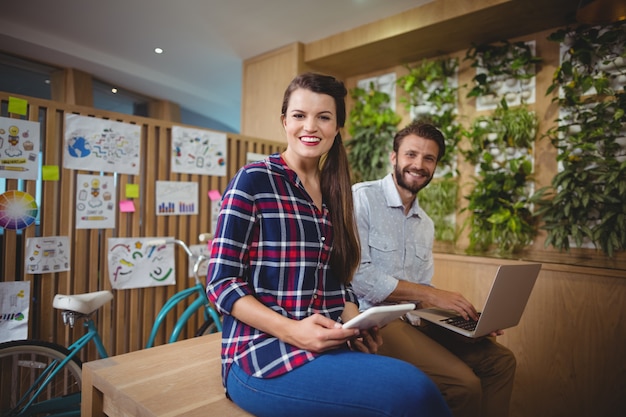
left=378, top=319, right=482, bottom=417
left=425, top=326, right=517, bottom=417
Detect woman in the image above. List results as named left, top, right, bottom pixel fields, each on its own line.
left=207, top=72, right=450, bottom=417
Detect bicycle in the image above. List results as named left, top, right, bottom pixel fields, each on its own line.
left=0, top=235, right=221, bottom=417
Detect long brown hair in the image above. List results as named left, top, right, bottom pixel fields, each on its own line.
left=281, top=72, right=360, bottom=284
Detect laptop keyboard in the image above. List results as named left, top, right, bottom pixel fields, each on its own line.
left=441, top=313, right=481, bottom=331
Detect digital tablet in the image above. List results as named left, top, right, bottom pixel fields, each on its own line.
left=342, top=303, right=416, bottom=329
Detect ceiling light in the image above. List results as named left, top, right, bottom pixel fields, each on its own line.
left=154, top=47, right=164, bottom=54
left=111, top=88, right=118, bottom=94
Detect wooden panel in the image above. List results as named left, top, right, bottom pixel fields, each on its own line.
left=304, top=0, right=578, bottom=77
left=241, top=42, right=309, bottom=141
left=50, top=68, right=94, bottom=107
left=0, top=92, right=285, bottom=360
left=432, top=254, right=626, bottom=417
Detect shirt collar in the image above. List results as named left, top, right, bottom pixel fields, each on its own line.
left=381, top=173, right=421, bottom=217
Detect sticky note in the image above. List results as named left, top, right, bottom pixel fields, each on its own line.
left=120, top=200, right=135, bottom=213
left=8, top=96, right=28, bottom=116
left=208, top=189, right=221, bottom=201
left=126, top=184, right=140, bottom=198
left=42, top=165, right=60, bottom=181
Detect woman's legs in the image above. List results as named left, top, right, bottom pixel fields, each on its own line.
left=226, top=349, right=451, bottom=417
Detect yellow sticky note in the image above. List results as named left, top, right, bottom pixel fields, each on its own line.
left=126, top=183, right=140, bottom=198
left=8, top=96, right=28, bottom=116
left=42, top=165, right=60, bottom=181
left=120, top=200, right=135, bottom=213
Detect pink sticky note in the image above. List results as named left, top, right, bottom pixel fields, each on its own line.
left=119, top=200, right=135, bottom=213
left=208, top=189, right=221, bottom=201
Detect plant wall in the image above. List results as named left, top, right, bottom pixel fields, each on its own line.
left=346, top=21, right=625, bottom=262
left=397, top=58, right=461, bottom=242
left=462, top=40, right=541, bottom=256
left=533, top=21, right=626, bottom=257
left=346, top=82, right=401, bottom=183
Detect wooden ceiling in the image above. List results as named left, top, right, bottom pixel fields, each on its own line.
left=304, top=0, right=580, bottom=77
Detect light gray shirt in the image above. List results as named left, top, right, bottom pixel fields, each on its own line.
left=352, top=173, right=434, bottom=310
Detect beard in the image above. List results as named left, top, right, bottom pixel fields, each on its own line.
left=394, top=162, right=433, bottom=195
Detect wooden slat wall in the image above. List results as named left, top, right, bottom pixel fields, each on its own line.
left=432, top=254, right=626, bottom=417
left=0, top=92, right=285, bottom=361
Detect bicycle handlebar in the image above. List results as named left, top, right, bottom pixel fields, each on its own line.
left=145, top=235, right=213, bottom=284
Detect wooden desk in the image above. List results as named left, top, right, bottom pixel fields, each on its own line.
left=82, top=333, right=252, bottom=416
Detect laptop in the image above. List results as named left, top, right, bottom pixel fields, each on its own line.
left=412, top=263, right=542, bottom=338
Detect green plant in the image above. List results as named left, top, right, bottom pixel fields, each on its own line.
left=464, top=161, right=537, bottom=255
left=397, top=58, right=461, bottom=242
left=418, top=175, right=459, bottom=242
left=465, top=40, right=542, bottom=99
left=462, top=100, right=539, bottom=255
left=463, top=99, right=538, bottom=165
left=534, top=21, right=626, bottom=256
left=397, top=58, right=461, bottom=171
left=346, top=83, right=401, bottom=183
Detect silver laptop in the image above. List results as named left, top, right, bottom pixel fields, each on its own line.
left=413, top=263, right=542, bottom=338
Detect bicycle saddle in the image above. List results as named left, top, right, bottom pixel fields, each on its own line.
left=53, top=290, right=113, bottom=314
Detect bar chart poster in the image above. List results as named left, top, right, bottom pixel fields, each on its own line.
left=155, top=181, right=198, bottom=216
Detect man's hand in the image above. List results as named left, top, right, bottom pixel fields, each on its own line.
left=348, top=327, right=383, bottom=354
left=422, top=287, right=479, bottom=321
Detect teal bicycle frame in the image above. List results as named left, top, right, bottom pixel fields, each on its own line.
left=9, top=237, right=221, bottom=417
left=145, top=237, right=222, bottom=348
left=13, top=313, right=108, bottom=417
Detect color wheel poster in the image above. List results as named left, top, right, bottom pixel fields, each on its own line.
left=0, top=281, right=30, bottom=343
left=25, top=236, right=71, bottom=274
left=107, top=237, right=176, bottom=290
left=75, top=174, right=116, bottom=229
left=63, top=114, right=141, bottom=175
left=171, top=125, right=227, bottom=176
left=0, top=117, right=40, bottom=180
left=0, top=190, right=38, bottom=230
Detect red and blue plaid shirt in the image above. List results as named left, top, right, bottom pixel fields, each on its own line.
left=207, top=154, right=357, bottom=387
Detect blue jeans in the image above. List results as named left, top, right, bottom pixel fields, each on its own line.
left=226, top=349, right=452, bottom=417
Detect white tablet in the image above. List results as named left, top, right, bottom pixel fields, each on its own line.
left=342, top=303, right=416, bottom=329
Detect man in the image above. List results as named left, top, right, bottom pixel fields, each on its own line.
left=351, top=121, right=516, bottom=417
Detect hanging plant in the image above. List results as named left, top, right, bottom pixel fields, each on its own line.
left=397, top=58, right=461, bottom=243
left=533, top=21, right=626, bottom=257
left=346, top=83, right=401, bottom=183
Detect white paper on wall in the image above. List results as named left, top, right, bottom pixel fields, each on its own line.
left=75, top=174, right=116, bottom=229
left=171, top=126, right=227, bottom=176
left=25, top=236, right=71, bottom=274
left=107, top=237, right=176, bottom=289
left=63, top=114, right=141, bottom=175
left=155, top=181, right=198, bottom=216
left=0, top=281, right=30, bottom=342
left=0, top=117, right=40, bottom=180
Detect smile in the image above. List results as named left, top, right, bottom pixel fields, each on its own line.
left=300, top=136, right=321, bottom=144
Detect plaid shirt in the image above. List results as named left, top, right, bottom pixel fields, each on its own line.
left=207, top=154, right=357, bottom=387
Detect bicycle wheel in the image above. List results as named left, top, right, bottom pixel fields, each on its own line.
left=195, top=319, right=219, bottom=336
left=0, top=340, right=83, bottom=417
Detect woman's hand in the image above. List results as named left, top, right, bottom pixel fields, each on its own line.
left=282, top=313, right=360, bottom=353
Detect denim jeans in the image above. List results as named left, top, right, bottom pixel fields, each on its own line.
left=226, top=349, right=452, bottom=417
